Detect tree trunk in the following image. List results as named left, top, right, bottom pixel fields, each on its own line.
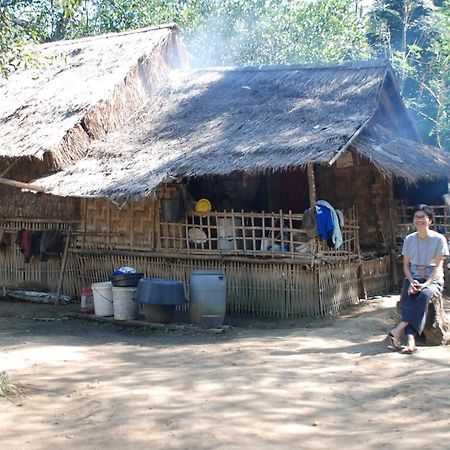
left=423, top=294, right=450, bottom=346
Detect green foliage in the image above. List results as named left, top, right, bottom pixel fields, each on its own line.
left=185, top=0, right=372, bottom=66
left=368, top=0, right=450, bottom=149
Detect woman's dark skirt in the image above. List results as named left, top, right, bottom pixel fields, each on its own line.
left=401, top=278, right=443, bottom=335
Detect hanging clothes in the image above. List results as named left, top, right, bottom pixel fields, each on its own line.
left=0, top=229, right=9, bottom=248
left=39, top=230, right=64, bottom=262
left=302, top=207, right=317, bottom=237
left=315, top=200, right=343, bottom=249
left=15, top=229, right=33, bottom=263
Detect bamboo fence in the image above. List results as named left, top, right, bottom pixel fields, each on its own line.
left=68, top=248, right=362, bottom=318
left=158, top=207, right=359, bottom=262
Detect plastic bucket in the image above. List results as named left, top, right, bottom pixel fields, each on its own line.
left=112, top=286, right=138, bottom=321
left=92, top=282, right=113, bottom=317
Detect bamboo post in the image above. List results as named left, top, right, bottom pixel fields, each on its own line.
left=55, top=226, right=72, bottom=305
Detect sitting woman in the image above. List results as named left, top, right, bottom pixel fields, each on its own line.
left=389, top=204, right=449, bottom=354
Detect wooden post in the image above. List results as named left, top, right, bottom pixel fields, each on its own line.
left=387, top=179, right=398, bottom=291
left=55, top=227, right=72, bottom=305
left=307, top=164, right=317, bottom=206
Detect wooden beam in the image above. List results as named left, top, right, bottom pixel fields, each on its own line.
left=0, top=177, right=48, bottom=193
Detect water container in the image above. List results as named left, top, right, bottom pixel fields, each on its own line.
left=189, top=270, right=226, bottom=325
left=80, top=286, right=94, bottom=314
left=91, top=282, right=113, bottom=316
left=112, top=287, right=138, bottom=321
left=217, top=218, right=242, bottom=250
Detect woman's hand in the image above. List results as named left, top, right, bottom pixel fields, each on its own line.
left=408, top=280, right=422, bottom=296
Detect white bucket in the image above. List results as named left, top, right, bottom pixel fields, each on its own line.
left=112, top=287, right=138, bottom=321
left=92, top=282, right=113, bottom=317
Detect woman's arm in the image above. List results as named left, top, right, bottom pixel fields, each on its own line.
left=419, top=255, right=445, bottom=289
left=403, top=255, right=415, bottom=284
left=403, top=255, right=421, bottom=295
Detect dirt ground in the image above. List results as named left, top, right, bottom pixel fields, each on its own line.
left=1, top=295, right=450, bottom=450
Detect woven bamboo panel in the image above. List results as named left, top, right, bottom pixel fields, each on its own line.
left=67, top=250, right=363, bottom=318
left=80, top=197, right=157, bottom=248
left=360, top=256, right=391, bottom=296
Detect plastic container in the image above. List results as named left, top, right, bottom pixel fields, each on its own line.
left=195, top=198, right=212, bottom=212
left=136, top=279, right=185, bottom=305
left=91, top=282, right=113, bottom=316
left=189, top=270, right=226, bottom=326
left=80, top=286, right=94, bottom=314
left=112, top=286, right=138, bottom=320
left=110, top=273, right=143, bottom=287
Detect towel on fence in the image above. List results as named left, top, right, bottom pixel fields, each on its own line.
left=315, top=200, right=343, bottom=249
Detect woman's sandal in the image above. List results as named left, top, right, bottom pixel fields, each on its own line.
left=401, top=346, right=417, bottom=355
left=387, top=332, right=402, bottom=351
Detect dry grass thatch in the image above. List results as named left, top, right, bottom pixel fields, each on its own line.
left=0, top=24, right=186, bottom=170
left=0, top=371, right=25, bottom=399
left=34, top=60, right=450, bottom=199
left=35, top=60, right=394, bottom=198
left=353, top=124, right=450, bottom=183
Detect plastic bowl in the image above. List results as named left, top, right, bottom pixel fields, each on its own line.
left=195, top=198, right=212, bottom=212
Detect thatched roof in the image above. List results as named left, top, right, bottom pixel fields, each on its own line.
left=34, top=59, right=450, bottom=198
left=353, top=124, right=450, bottom=182
left=0, top=24, right=185, bottom=169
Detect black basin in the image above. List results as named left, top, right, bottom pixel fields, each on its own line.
left=136, top=278, right=186, bottom=305
left=110, top=273, right=143, bottom=287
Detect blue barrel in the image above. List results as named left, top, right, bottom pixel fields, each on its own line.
left=189, top=270, right=227, bottom=325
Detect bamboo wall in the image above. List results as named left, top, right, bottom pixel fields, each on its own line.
left=77, top=197, right=158, bottom=248
left=0, top=185, right=391, bottom=318
left=317, top=151, right=393, bottom=254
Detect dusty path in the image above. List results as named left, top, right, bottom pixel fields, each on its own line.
left=1, top=296, right=450, bottom=450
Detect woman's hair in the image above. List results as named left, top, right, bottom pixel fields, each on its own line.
left=412, top=204, right=434, bottom=222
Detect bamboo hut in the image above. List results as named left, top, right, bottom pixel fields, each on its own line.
left=1, top=27, right=450, bottom=318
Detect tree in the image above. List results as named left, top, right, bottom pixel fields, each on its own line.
left=185, top=0, right=372, bottom=67
left=367, top=0, right=450, bottom=149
